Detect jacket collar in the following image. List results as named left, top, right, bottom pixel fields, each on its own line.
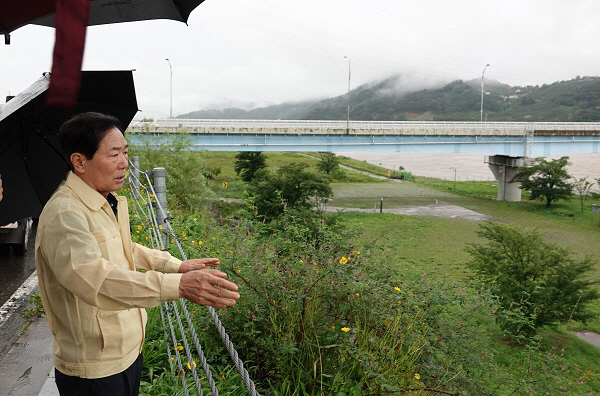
left=65, top=172, right=112, bottom=212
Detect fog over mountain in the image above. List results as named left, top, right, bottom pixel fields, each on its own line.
left=177, top=74, right=600, bottom=122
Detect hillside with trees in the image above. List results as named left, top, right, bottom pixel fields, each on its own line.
left=177, top=75, right=600, bottom=122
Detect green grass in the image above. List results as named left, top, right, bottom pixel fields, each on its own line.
left=335, top=155, right=400, bottom=177
left=337, top=211, right=481, bottom=281
left=330, top=182, right=455, bottom=209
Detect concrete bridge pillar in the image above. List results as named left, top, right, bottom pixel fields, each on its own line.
left=485, top=155, right=528, bottom=202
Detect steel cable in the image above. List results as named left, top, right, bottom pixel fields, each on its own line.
left=127, top=159, right=260, bottom=395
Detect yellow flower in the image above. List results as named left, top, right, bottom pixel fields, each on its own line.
left=192, top=240, right=196, bottom=245
left=174, top=345, right=183, bottom=351
left=339, top=257, right=348, bottom=265
left=341, top=327, right=350, bottom=333
left=414, top=373, right=420, bottom=380
left=187, top=361, right=196, bottom=370
left=137, top=225, right=143, bottom=230
left=193, top=218, right=197, bottom=221
left=159, top=225, right=162, bottom=230
left=355, top=293, right=360, bottom=297
left=198, top=240, right=203, bottom=245
left=394, top=287, right=401, bottom=292
left=134, top=214, right=138, bottom=218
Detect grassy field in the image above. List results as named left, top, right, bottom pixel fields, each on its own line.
left=330, top=181, right=455, bottom=208
left=328, top=180, right=600, bottom=393
left=134, top=150, right=600, bottom=393
left=329, top=179, right=600, bottom=334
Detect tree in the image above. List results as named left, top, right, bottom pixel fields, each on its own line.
left=316, top=152, right=344, bottom=178
left=520, top=156, right=573, bottom=207
left=467, top=222, right=598, bottom=339
left=573, top=176, right=593, bottom=212
left=246, top=163, right=332, bottom=221
left=234, top=152, right=267, bottom=182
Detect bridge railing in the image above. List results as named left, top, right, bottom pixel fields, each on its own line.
left=127, top=120, right=600, bottom=135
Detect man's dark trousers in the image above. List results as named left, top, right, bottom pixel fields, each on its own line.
left=55, top=354, right=143, bottom=396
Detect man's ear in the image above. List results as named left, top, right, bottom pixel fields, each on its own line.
left=70, top=153, right=86, bottom=174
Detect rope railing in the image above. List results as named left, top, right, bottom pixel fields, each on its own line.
left=126, top=160, right=260, bottom=396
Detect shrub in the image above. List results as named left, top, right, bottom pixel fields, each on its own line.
left=183, top=211, right=427, bottom=394
left=390, top=170, right=413, bottom=180
left=128, top=131, right=215, bottom=212
left=467, top=221, right=599, bottom=340
left=246, top=163, right=333, bottom=222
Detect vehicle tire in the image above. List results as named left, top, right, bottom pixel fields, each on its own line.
left=13, top=218, right=32, bottom=255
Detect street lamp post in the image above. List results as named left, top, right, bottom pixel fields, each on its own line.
left=480, top=64, right=490, bottom=122
left=343, top=56, right=351, bottom=134
left=165, top=58, right=173, bottom=119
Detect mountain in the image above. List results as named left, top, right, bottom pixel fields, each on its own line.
left=178, top=75, right=600, bottom=122
left=177, top=100, right=316, bottom=120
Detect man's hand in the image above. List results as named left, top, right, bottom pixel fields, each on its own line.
left=179, top=269, right=240, bottom=308
left=179, top=258, right=220, bottom=273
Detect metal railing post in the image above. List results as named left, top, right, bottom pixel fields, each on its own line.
left=151, top=167, right=169, bottom=248
left=131, top=156, right=140, bottom=194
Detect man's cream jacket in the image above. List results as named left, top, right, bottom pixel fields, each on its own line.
left=35, top=172, right=183, bottom=378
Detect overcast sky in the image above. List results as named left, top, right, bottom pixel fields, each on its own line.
left=2, top=0, right=600, bottom=119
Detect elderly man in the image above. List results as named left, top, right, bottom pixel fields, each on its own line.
left=35, top=112, right=240, bottom=396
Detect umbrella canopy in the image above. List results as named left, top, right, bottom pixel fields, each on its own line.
left=1, top=0, right=205, bottom=107
left=0, top=0, right=206, bottom=41
left=0, top=70, right=138, bottom=225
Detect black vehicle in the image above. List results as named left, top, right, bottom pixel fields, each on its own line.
left=0, top=217, right=32, bottom=255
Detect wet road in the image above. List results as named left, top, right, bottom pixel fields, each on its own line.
left=0, top=223, right=37, bottom=307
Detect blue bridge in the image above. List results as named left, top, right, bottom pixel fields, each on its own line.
left=127, top=119, right=600, bottom=156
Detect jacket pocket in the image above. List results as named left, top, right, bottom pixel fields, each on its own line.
left=92, top=229, right=121, bottom=264
left=97, top=309, right=142, bottom=360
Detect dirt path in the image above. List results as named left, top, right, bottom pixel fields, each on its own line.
left=574, top=332, right=600, bottom=348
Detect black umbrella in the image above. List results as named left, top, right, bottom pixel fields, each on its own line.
left=1, top=0, right=206, bottom=107
left=1, top=0, right=207, bottom=43
left=0, top=70, right=139, bottom=225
